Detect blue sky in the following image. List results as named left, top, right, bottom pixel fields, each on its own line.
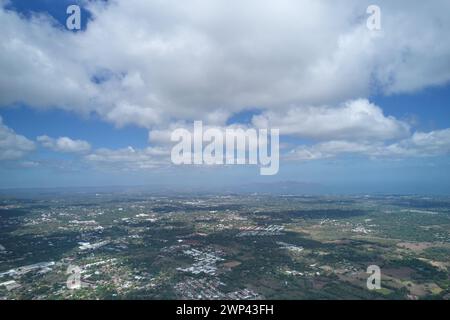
left=1, top=0, right=450, bottom=193
left=3, top=0, right=92, bottom=29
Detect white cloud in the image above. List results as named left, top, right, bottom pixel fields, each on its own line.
left=1, top=1, right=450, bottom=129
left=252, top=99, right=410, bottom=141
left=149, top=128, right=176, bottom=146
left=20, top=160, right=40, bottom=168
left=37, top=135, right=91, bottom=153
left=149, top=122, right=262, bottom=156
left=394, top=129, right=450, bottom=157
left=288, top=141, right=374, bottom=161
left=85, top=146, right=169, bottom=170
left=1, top=0, right=450, bottom=172
left=288, top=128, right=450, bottom=160
left=0, top=116, right=35, bottom=160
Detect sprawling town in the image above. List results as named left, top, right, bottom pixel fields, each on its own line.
left=0, top=191, right=449, bottom=300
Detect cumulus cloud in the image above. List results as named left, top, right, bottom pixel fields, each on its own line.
left=85, top=146, right=169, bottom=170
left=288, top=128, right=450, bottom=160
left=149, top=122, right=263, bottom=156
left=2, top=0, right=450, bottom=172
left=1, top=0, right=450, bottom=129
left=0, top=116, right=35, bottom=160
left=252, top=99, right=410, bottom=141
left=37, top=135, right=91, bottom=153
left=394, top=129, right=450, bottom=157
left=20, top=160, right=40, bottom=168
